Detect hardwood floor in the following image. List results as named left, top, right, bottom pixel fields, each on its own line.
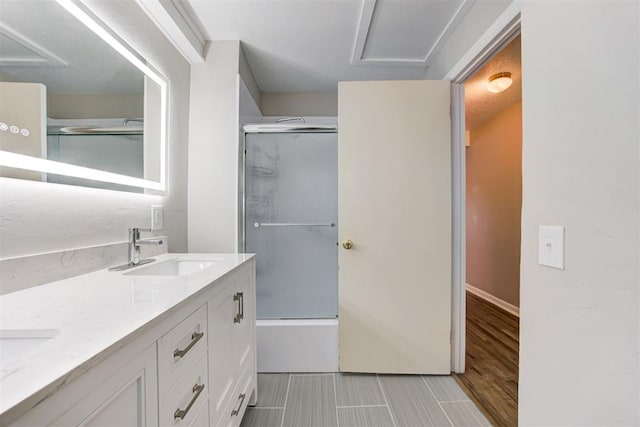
left=454, top=291, right=519, bottom=427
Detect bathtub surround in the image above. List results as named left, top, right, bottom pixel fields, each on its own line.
left=0, top=237, right=167, bottom=295
left=0, top=0, right=190, bottom=293
left=256, top=319, right=339, bottom=372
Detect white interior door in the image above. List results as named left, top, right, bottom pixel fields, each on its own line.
left=338, top=80, right=451, bottom=374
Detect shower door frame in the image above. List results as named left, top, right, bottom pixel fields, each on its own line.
left=236, top=123, right=338, bottom=252
left=237, top=124, right=338, bottom=273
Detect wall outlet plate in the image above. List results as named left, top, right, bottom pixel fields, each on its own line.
left=538, top=225, right=564, bottom=269
left=150, top=206, right=163, bottom=231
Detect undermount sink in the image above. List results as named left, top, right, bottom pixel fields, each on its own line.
left=0, top=329, right=60, bottom=365
left=124, top=258, right=222, bottom=276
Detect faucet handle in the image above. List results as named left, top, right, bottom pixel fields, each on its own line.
left=129, top=227, right=153, bottom=242
left=129, top=227, right=152, bottom=235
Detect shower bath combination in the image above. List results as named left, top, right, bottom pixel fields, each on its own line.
left=240, top=122, right=339, bottom=372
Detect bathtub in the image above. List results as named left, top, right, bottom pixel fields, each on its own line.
left=256, top=318, right=339, bottom=372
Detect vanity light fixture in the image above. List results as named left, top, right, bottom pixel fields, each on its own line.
left=0, top=151, right=164, bottom=189
left=487, top=72, right=512, bottom=93
left=0, top=1, right=168, bottom=192
left=54, top=0, right=167, bottom=191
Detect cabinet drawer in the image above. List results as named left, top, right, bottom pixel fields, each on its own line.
left=160, top=352, right=209, bottom=426
left=158, top=305, right=207, bottom=395
left=217, top=363, right=254, bottom=427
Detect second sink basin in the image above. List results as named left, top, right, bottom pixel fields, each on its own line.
left=124, top=258, right=222, bottom=276
left=0, top=329, right=60, bottom=366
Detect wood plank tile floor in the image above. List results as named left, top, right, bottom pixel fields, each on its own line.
left=453, top=292, right=520, bottom=427
left=241, top=373, right=490, bottom=427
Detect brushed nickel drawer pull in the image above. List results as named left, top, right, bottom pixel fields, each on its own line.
left=233, top=292, right=243, bottom=323
left=173, top=331, right=204, bottom=359
left=174, top=383, right=205, bottom=420
left=231, top=393, right=246, bottom=416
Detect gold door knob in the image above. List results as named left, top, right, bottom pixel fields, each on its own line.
left=342, top=240, right=354, bottom=250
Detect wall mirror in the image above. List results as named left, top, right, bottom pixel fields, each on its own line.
left=0, top=0, right=167, bottom=193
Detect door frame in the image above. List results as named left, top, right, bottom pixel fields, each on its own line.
left=448, top=2, right=522, bottom=373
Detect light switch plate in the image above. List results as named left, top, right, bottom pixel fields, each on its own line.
left=150, top=206, right=163, bottom=231
left=538, top=225, right=564, bottom=269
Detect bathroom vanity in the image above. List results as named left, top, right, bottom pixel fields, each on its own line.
left=0, top=254, right=256, bottom=427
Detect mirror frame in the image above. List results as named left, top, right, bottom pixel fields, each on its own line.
left=0, top=0, right=168, bottom=192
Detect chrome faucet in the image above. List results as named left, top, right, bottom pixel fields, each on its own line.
left=110, top=228, right=164, bottom=271
left=129, top=228, right=164, bottom=265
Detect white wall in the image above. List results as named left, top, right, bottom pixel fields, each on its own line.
left=423, top=0, right=513, bottom=80
left=188, top=41, right=241, bottom=253
left=47, top=93, right=143, bottom=119
left=239, top=44, right=261, bottom=109
left=239, top=79, right=263, bottom=126
left=518, top=1, right=639, bottom=424
left=188, top=39, right=263, bottom=254
left=260, top=92, right=337, bottom=117
left=0, top=0, right=190, bottom=289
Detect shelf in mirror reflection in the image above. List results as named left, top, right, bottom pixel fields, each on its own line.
left=55, top=126, right=144, bottom=135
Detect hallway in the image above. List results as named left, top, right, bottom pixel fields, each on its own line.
left=454, top=292, right=519, bottom=426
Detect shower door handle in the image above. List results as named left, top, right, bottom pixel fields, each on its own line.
left=254, top=222, right=336, bottom=228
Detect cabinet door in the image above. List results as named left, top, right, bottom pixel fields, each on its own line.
left=190, top=401, right=210, bottom=427
left=50, top=344, right=158, bottom=426
left=233, top=272, right=254, bottom=378
left=208, top=286, right=236, bottom=425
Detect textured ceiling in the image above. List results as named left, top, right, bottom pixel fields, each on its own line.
left=186, top=0, right=471, bottom=93
left=0, top=0, right=143, bottom=94
left=465, top=35, right=521, bottom=130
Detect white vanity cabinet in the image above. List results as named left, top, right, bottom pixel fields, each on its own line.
left=4, top=256, right=256, bottom=427
left=11, top=343, right=159, bottom=427
left=209, top=266, right=256, bottom=427
left=159, top=305, right=209, bottom=426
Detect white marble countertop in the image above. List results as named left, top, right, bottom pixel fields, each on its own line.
left=0, top=253, right=254, bottom=423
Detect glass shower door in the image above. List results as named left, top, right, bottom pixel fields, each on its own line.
left=244, top=132, right=338, bottom=319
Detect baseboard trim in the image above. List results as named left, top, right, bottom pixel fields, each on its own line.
left=466, top=283, right=519, bottom=317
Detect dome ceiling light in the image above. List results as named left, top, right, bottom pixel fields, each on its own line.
left=487, top=72, right=513, bottom=93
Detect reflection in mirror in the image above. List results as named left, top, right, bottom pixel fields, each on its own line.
left=0, top=0, right=166, bottom=192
